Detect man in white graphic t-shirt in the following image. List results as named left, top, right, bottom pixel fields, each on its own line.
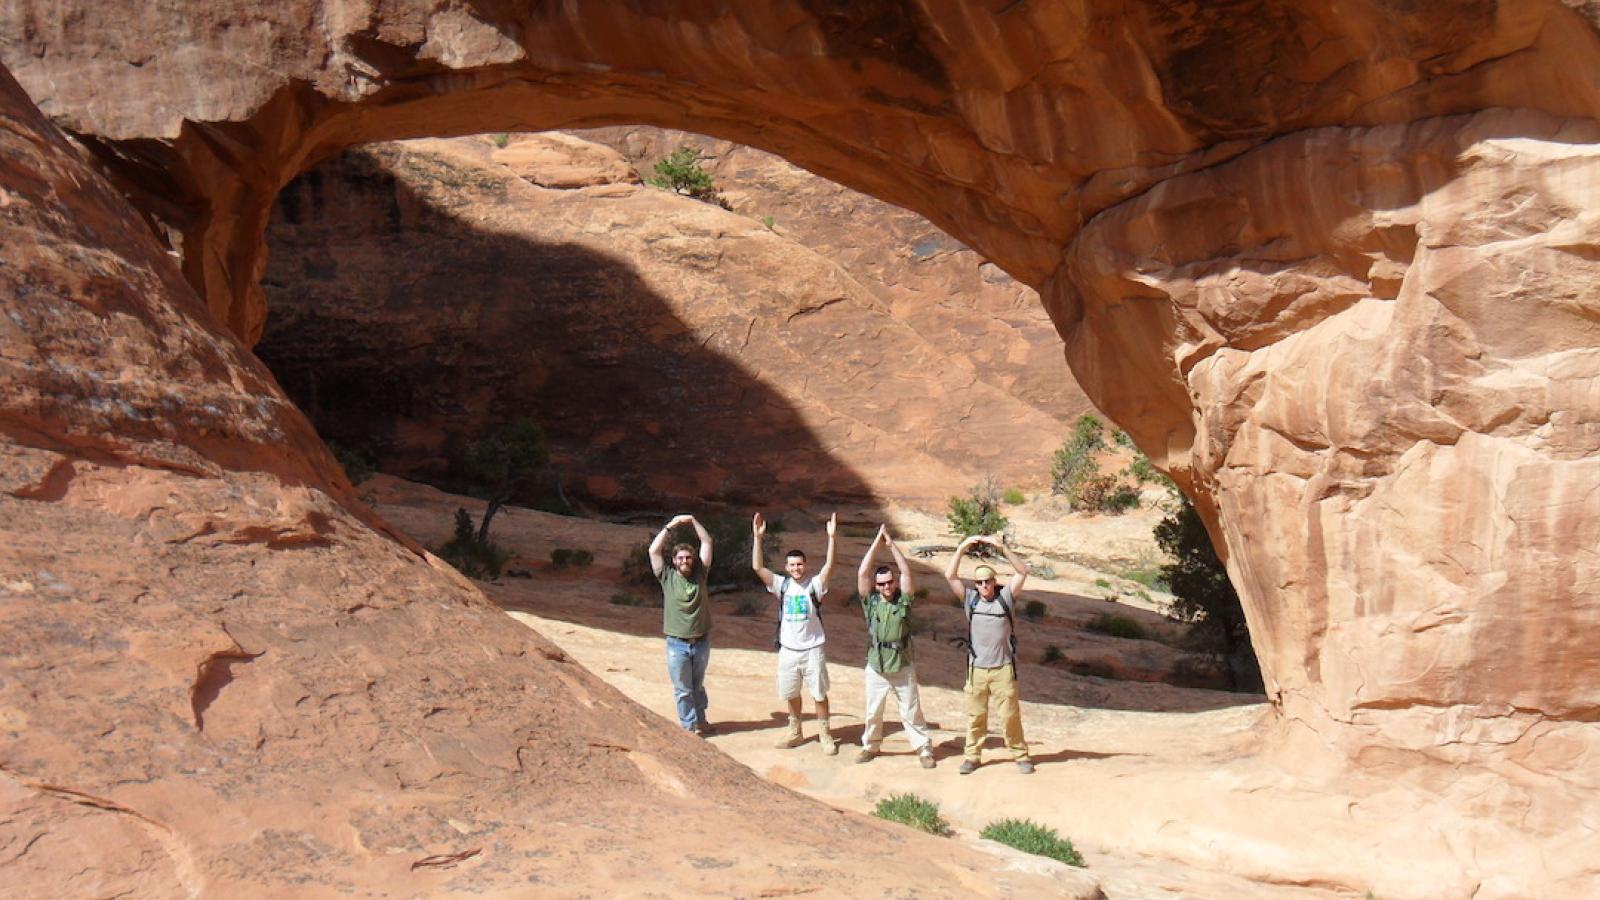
left=751, top=511, right=838, bottom=754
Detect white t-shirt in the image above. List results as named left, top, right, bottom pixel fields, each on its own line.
left=770, top=573, right=827, bottom=651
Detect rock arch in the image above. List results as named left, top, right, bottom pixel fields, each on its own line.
left=6, top=0, right=1600, bottom=771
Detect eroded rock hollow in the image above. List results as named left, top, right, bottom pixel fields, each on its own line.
left=3, top=0, right=1600, bottom=894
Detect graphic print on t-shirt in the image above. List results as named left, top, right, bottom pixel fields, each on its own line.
left=772, top=574, right=827, bottom=651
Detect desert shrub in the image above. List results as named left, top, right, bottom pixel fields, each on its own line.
left=609, top=593, right=642, bottom=607
left=1124, top=449, right=1175, bottom=491
left=1112, top=429, right=1135, bottom=449
left=437, top=508, right=511, bottom=580
left=1093, top=578, right=1112, bottom=589
left=732, top=594, right=761, bottom=617
left=1074, top=475, right=1140, bottom=514
left=491, top=133, right=509, bottom=148
left=1156, top=494, right=1261, bottom=692
left=550, top=548, right=573, bottom=568
left=873, top=794, right=952, bottom=836
left=1001, top=487, right=1026, bottom=505
left=459, top=418, right=548, bottom=543
left=1050, top=414, right=1107, bottom=499
left=947, top=475, right=1008, bottom=550
left=1032, top=562, right=1057, bottom=580
left=979, top=818, right=1085, bottom=867
left=1085, top=613, right=1147, bottom=640
left=647, top=146, right=728, bottom=207
left=1041, top=645, right=1064, bottom=664
left=622, top=543, right=656, bottom=590
left=913, top=587, right=930, bottom=600
left=760, top=215, right=776, bottom=230
left=1022, top=599, right=1046, bottom=621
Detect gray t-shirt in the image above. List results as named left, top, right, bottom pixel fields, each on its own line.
left=965, top=586, right=1015, bottom=669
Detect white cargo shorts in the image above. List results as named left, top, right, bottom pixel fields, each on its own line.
left=776, top=645, right=829, bottom=701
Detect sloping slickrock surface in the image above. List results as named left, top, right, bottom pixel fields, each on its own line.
left=0, top=66, right=1097, bottom=899
left=257, top=133, right=1075, bottom=506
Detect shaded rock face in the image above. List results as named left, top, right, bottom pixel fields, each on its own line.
left=255, top=131, right=1084, bottom=507
left=0, top=67, right=1096, bottom=899
left=3, top=0, right=1600, bottom=875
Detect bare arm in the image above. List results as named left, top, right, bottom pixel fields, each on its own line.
left=990, top=534, right=1028, bottom=595
left=857, top=525, right=885, bottom=597
left=886, top=531, right=914, bottom=598
left=815, top=513, right=838, bottom=589
left=751, top=513, right=777, bottom=586
left=649, top=514, right=692, bottom=576
left=689, top=515, right=713, bottom=570
left=945, top=535, right=979, bottom=599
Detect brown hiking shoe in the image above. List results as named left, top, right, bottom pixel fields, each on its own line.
left=855, top=747, right=877, bottom=764
left=819, top=728, right=839, bottom=756
left=774, top=716, right=804, bottom=749
left=958, top=759, right=979, bottom=775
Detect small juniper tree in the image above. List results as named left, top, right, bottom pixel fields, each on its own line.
left=647, top=146, right=726, bottom=207
left=1155, top=492, right=1262, bottom=692
left=947, top=475, right=1009, bottom=552
left=463, top=418, right=548, bottom=544
left=1050, top=414, right=1107, bottom=502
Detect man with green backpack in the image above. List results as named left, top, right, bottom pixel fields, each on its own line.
left=946, top=533, right=1033, bottom=774
left=855, top=525, right=935, bottom=769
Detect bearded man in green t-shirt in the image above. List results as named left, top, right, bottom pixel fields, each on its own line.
left=649, top=514, right=714, bottom=735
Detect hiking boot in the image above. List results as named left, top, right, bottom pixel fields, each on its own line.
left=1016, top=760, right=1035, bottom=774
left=774, top=716, right=804, bottom=749
left=958, top=759, right=979, bottom=775
left=919, top=750, right=936, bottom=770
left=818, top=719, right=838, bottom=756
left=693, top=721, right=715, bottom=737
left=855, top=747, right=877, bottom=764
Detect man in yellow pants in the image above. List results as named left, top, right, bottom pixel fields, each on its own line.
left=945, top=534, right=1032, bottom=774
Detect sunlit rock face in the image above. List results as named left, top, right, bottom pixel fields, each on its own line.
left=1061, top=110, right=1600, bottom=772
left=4, top=0, right=1600, bottom=806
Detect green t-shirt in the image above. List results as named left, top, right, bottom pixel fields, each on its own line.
left=863, top=591, right=913, bottom=674
left=659, top=565, right=711, bottom=640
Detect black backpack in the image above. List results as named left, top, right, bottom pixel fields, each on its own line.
left=772, top=576, right=823, bottom=651
left=964, top=588, right=1017, bottom=679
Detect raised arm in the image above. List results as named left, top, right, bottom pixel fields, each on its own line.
left=751, top=512, right=777, bottom=586
left=690, top=515, right=713, bottom=569
left=649, top=514, right=691, bottom=576
left=815, top=513, right=838, bottom=588
left=991, top=534, right=1028, bottom=595
left=886, top=530, right=915, bottom=598
left=857, top=525, right=885, bottom=597
left=945, top=535, right=979, bottom=599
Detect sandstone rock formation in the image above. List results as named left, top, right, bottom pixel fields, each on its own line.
left=4, top=1, right=1600, bottom=895
left=255, top=131, right=1084, bottom=507
left=0, top=65, right=1099, bottom=898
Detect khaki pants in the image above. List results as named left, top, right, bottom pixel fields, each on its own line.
left=862, top=664, right=932, bottom=752
left=964, top=664, right=1029, bottom=762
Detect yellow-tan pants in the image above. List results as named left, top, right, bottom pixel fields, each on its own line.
left=964, top=664, right=1029, bottom=762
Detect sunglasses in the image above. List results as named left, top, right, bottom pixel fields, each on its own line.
left=874, top=580, right=894, bottom=587
left=975, top=578, right=996, bottom=585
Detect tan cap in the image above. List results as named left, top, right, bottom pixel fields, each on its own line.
left=973, top=565, right=996, bottom=580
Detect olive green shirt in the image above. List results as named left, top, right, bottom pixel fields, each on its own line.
left=863, top=591, right=913, bottom=674
left=659, top=565, right=711, bottom=640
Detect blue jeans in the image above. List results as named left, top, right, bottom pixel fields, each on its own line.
left=665, top=635, right=710, bottom=730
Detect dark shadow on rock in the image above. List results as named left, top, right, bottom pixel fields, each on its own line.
left=255, top=144, right=877, bottom=512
